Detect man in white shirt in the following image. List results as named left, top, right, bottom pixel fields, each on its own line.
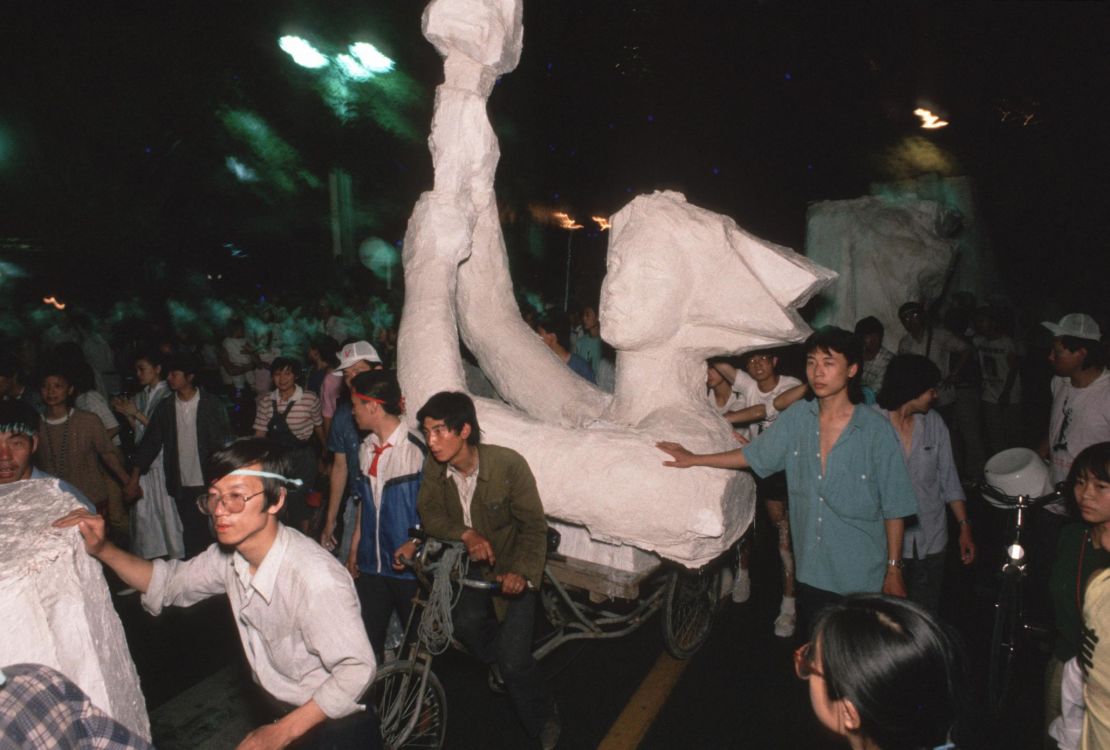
left=130, top=353, right=231, bottom=557
left=55, top=438, right=379, bottom=749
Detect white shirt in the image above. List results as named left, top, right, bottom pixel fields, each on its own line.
left=731, top=370, right=803, bottom=437
left=142, top=524, right=375, bottom=718
left=359, top=423, right=423, bottom=511
left=175, top=393, right=204, bottom=487
left=898, top=327, right=970, bottom=406
left=1049, top=370, right=1110, bottom=485
left=448, top=459, right=480, bottom=527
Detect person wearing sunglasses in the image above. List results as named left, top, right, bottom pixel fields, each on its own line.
left=55, top=437, right=379, bottom=749
left=794, top=594, right=966, bottom=750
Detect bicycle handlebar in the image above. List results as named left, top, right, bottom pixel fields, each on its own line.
left=399, top=537, right=536, bottom=592
left=974, top=481, right=1066, bottom=511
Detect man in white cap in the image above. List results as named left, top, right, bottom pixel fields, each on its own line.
left=1033, top=313, right=1110, bottom=591
left=1041, top=313, right=1110, bottom=488
left=320, top=341, right=384, bottom=561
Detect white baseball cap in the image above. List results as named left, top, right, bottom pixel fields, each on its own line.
left=334, top=340, right=382, bottom=372
left=1042, top=313, right=1102, bottom=341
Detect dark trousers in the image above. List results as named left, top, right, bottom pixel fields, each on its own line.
left=904, top=551, right=946, bottom=615
left=452, top=586, right=549, bottom=737
left=292, top=708, right=383, bottom=750
left=261, top=691, right=383, bottom=750
left=176, top=485, right=210, bottom=558
left=796, top=582, right=844, bottom=639
left=354, top=573, right=418, bottom=661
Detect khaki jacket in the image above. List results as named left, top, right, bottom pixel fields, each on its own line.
left=417, top=444, right=547, bottom=613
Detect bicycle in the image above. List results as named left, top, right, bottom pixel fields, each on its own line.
left=369, top=532, right=723, bottom=749
left=977, top=472, right=1063, bottom=715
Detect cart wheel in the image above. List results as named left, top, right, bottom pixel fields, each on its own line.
left=369, top=660, right=447, bottom=750
left=661, top=566, right=722, bottom=659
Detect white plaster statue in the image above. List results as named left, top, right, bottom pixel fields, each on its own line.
left=0, top=480, right=151, bottom=739
left=398, top=0, right=835, bottom=566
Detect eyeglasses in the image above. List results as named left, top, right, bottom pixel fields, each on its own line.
left=196, top=489, right=265, bottom=516
left=793, top=642, right=824, bottom=680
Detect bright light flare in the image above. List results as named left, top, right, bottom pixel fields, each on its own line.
left=914, top=108, right=949, bottom=130
left=279, top=36, right=329, bottom=69
left=528, top=204, right=583, bottom=230
left=350, top=42, right=394, bottom=73
left=592, top=216, right=610, bottom=231
left=336, top=53, right=372, bottom=80
left=43, top=296, right=65, bottom=310
left=553, top=212, right=582, bottom=230
left=225, top=156, right=258, bottom=182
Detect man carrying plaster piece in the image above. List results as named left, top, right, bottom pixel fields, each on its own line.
left=55, top=438, right=378, bottom=750
left=658, top=327, right=918, bottom=635
left=415, top=391, right=560, bottom=749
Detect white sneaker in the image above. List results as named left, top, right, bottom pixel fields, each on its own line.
left=731, top=571, right=751, bottom=603
left=773, top=610, right=796, bottom=638
left=719, top=567, right=734, bottom=600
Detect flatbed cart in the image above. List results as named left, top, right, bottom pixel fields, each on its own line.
left=371, top=532, right=728, bottom=749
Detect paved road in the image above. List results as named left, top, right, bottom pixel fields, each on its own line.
left=117, top=499, right=1047, bottom=748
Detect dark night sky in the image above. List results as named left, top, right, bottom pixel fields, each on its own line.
left=1, top=1, right=1107, bottom=314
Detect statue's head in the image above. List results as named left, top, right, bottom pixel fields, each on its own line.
left=599, top=191, right=836, bottom=355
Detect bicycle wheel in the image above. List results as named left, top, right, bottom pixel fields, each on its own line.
left=661, top=566, right=722, bottom=659
left=988, top=569, right=1023, bottom=715
left=369, top=660, right=447, bottom=750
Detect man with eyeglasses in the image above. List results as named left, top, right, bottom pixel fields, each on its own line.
left=55, top=438, right=379, bottom=750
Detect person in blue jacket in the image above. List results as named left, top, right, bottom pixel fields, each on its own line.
left=344, top=369, right=425, bottom=659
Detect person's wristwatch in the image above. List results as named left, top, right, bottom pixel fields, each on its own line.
left=887, top=559, right=904, bottom=571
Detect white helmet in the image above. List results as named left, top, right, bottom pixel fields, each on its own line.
left=984, top=447, right=1052, bottom=499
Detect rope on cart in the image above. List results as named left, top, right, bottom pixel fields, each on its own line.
left=418, top=544, right=468, bottom=654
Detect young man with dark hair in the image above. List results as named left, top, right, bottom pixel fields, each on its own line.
left=414, top=391, right=559, bottom=749
left=345, top=370, right=426, bottom=660
left=130, top=352, right=232, bottom=557
left=254, top=356, right=324, bottom=532
left=573, top=303, right=602, bottom=376
left=54, top=438, right=379, bottom=750
left=854, top=315, right=894, bottom=396
left=536, top=315, right=596, bottom=384
left=0, top=399, right=95, bottom=511
left=658, top=327, right=918, bottom=633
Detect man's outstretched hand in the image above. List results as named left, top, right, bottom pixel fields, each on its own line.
left=53, top=509, right=109, bottom=557
left=656, top=441, right=697, bottom=468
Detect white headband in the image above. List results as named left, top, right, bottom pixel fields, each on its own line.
left=226, top=469, right=304, bottom=487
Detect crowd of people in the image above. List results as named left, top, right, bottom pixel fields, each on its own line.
left=1, top=287, right=1108, bottom=750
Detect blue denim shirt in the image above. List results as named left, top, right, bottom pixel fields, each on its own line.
left=743, top=399, right=917, bottom=594
left=326, top=400, right=361, bottom=497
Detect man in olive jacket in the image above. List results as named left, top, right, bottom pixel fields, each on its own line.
left=415, top=391, right=557, bottom=747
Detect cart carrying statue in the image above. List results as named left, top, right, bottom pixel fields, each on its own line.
left=397, top=0, right=836, bottom=569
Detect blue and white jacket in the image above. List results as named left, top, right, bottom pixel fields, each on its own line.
left=355, top=424, right=426, bottom=579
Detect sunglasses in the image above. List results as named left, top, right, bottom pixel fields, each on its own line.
left=793, top=642, right=824, bottom=680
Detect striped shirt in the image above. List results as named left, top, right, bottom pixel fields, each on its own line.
left=254, top=386, right=323, bottom=441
